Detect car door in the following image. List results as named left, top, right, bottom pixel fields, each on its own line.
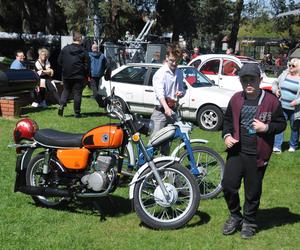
left=198, top=59, right=221, bottom=86
left=219, top=58, right=242, bottom=91
left=110, top=65, right=148, bottom=112
left=143, top=66, right=159, bottom=114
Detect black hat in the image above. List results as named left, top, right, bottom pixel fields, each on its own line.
left=239, top=63, right=261, bottom=78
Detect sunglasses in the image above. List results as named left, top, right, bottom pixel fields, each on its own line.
left=288, top=63, right=296, bottom=68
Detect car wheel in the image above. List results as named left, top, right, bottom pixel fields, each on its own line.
left=105, top=96, right=129, bottom=118
left=197, top=105, right=223, bottom=131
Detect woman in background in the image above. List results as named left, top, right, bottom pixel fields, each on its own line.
left=32, top=48, right=60, bottom=107
left=272, top=57, right=300, bottom=153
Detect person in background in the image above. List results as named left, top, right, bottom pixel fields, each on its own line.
left=191, top=47, right=200, bottom=59
left=226, top=48, right=234, bottom=55
left=10, top=50, right=26, bottom=69
left=274, top=54, right=283, bottom=77
left=151, top=51, right=160, bottom=63
left=150, top=43, right=186, bottom=155
left=272, top=57, right=300, bottom=153
left=32, top=48, right=60, bottom=108
left=57, top=31, right=89, bottom=118
left=221, top=63, right=286, bottom=239
left=180, top=49, right=190, bottom=65
left=88, top=43, right=107, bottom=107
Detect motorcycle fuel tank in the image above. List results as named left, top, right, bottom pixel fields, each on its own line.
left=82, top=125, right=124, bottom=149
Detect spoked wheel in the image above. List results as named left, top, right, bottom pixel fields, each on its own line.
left=179, top=146, right=225, bottom=199
left=133, top=162, right=200, bottom=229
left=26, top=154, right=70, bottom=208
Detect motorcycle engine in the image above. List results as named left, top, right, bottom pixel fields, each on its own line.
left=81, top=155, right=116, bottom=192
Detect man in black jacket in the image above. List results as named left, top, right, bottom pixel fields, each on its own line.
left=57, top=32, right=89, bottom=118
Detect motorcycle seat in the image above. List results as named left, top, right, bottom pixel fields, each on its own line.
left=34, top=129, right=84, bottom=148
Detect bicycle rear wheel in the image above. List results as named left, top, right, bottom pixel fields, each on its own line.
left=179, top=146, right=225, bottom=199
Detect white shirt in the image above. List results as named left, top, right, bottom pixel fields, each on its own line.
left=152, top=64, right=185, bottom=105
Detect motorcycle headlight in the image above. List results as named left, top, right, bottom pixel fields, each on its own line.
left=136, top=116, right=154, bottom=136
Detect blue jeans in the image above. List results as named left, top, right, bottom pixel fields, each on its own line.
left=274, top=108, right=299, bottom=149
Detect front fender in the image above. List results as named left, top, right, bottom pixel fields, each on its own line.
left=170, top=139, right=208, bottom=157
left=128, top=156, right=180, bottom=200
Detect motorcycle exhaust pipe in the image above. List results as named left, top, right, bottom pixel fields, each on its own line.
left=19, top=186, right=71, bottom=197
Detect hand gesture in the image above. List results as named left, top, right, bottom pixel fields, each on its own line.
left=224, top=135, right=239, bottom=149
left=252, top=118, right=267, bottom=133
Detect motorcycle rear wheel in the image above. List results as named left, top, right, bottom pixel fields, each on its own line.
left=133, top=162, right=200, bottom=229
left=26, top=154, right=70, bottom=208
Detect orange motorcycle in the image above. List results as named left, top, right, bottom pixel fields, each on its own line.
left=11, top=89, right=200, bottom=229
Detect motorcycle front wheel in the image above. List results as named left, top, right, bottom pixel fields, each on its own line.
left=179, top=146, right=225, bottom=199
left=26, top=154, right=70, bottom=208
left=133, top=162, right=200, bottom=229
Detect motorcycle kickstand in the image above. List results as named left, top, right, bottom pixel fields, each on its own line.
left=92, top=197, right=115, bottom=222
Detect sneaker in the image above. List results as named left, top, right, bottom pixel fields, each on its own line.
left=58, top=107, right=64, bottom=116
left=288, top=147, right=296, bottom=152
left=39, top=100, right=48, bottom=108
left=273, top=147, right=282, bottom=154
left=31, top=102, right=39, bottom=107
left=222, top=216, right=243, bottom=235
left=240, top=223, right=257, bottom=239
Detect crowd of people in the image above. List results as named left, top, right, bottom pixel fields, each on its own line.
left=10, top=31, right=107, bottom=118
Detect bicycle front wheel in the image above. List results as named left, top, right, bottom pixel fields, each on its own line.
left=179, top=146, right=225, bottom=199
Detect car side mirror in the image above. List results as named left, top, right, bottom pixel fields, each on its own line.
left=104, top=66, right=112, bottom=81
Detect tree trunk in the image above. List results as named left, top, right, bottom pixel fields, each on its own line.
left=229, top=0, right=244, bottom=52
left=45, top=0, right=55, bottom=34
left=21, top=1, right=31, bottom=33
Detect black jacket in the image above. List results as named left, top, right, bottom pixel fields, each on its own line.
left=58, top=43, right=89, bottom=80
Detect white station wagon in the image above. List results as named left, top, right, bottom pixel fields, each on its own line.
left=188, top=54, right=275, bottom=91
left=99, top=63, right=236, bottom=131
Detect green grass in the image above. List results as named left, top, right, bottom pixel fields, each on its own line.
left=0, top=92, right=300, bottom=250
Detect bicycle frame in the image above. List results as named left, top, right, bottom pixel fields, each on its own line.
left=133, top=120, right=208, bottom=176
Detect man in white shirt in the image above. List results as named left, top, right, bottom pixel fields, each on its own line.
left=150, top=43, right=186, bottom=155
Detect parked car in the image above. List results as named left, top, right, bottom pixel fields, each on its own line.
left=99, top=63, right=236, bottom=131
left=0, top=69, right=39, bottom=95
left=188, top=54, right=275, bottom=91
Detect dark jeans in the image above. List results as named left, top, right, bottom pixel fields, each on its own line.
left=89, top=77, right=105, bottom=107
left=222, top=152, right=267, bottom=223
left=60, top=79, right=84, bottom=114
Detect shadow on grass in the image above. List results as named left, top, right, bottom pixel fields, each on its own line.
left=20, top=106, right=57, bottom=116
left=63, top=111, right=107, bottom=118
left=139, top=211, right=211, bottom=230
left=257, top=207, right=300, bottom=231
left=29, top=194, right=132, bottom=221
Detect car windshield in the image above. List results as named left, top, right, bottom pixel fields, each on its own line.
left=180, top=67, right=213, bottom=87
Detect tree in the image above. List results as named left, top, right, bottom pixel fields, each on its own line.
left=229, top=0, right=244, bottom=52
left=156, top=0, right=198, bottom=47
left=0, top=0, right=67, bottom=34
left=196, top=0, right=234, bottom=52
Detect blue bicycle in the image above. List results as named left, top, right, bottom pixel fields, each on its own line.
left=118, top=103, right=225, bottom=200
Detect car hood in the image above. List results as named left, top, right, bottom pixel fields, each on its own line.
left=187, top=85, right=235, bottom=108
left=201, top=85, right=236, bottom=98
